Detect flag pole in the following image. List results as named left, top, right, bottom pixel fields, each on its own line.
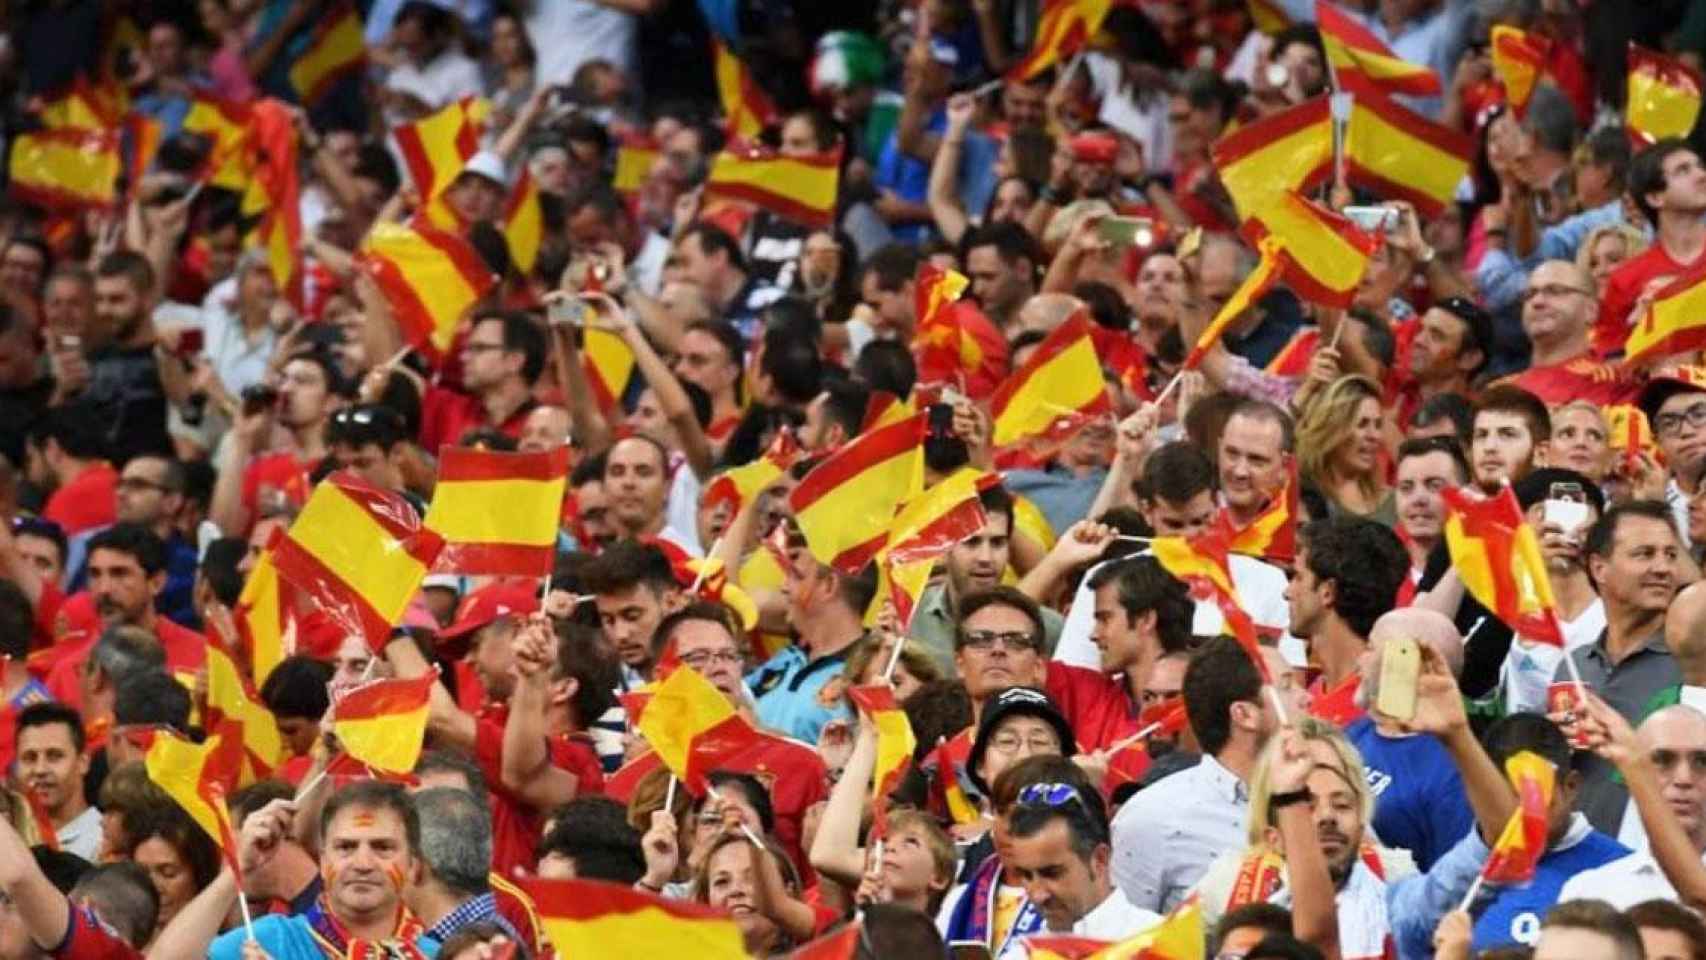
left=664, top=774, right=678, bottom=816
left=1106, top=718, right=1166, bottom=755
left=707, top=785, right=767, bottom=848
left=1265, top=684, right=1291, bottom=726
left=881, top=634, right=907, bottom=683
left=1154, top=370, right=1186, bottom=406
left=236, top=881, right=258, bottom=941
left=293, top=762, right=332, bottom=803
left=689, top=538, right=724, bottom=594
left=1457, top=873, right=1486, bottom=913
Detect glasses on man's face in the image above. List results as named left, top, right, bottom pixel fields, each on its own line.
left=1656, top=402, right=1706, bottom=438
left=1519, top=283, right=1591, bottom=304
left=679, top=649, right=742, bottom=670
left=462, top=342, right=506, bottom=356
left=991, top=731, right=1059, bottom=755
left=117, top=476, right=170, bottom=494
left=960, top=630, right=1038, bottom=653
left=1651, top=749, right=1706, bottom=774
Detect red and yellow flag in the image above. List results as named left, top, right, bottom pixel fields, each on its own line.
left=702, top=428, right=801, bottom=516
left=288, top=2, right=365, bottom=105
left=1308, top=672, right=1364, bottom=725
left=145, top=730, right=244, bottom=878
left=332, top=671, right=437, bottom=775
left=583, top=326, right=638, bottom=415
left=392, top=96, right=492, bottom=220
left=1441, top=484, right=1564, bottom=647
left=1184, top=237, right=1285, bottom=370
left=1249, top=0, right=1292, bottom=34
left=1627, top=259, right=1706, bottom=365
left=1026, top=898, right=1203, bottom=959
left=358, top=220, right=497, bottom=363
left=181, top=92, right=254, bottom=191
left=1219, top=456, right=1299, bottom=564
left=713, top=40, right=777, bottom=139
left=847, top=685, right=916, bottom=836
left=1008, top=0, right=1116, bottom=82
left=204, top=639, right=282, bottom=786
left=1490, top=26, right=1550, bottom=118
left=245, top=99, right=303, bottom=303
left=613, top=134, right=660, bottom=195
left=1482, top=750, right=1556, bottom=884
left=705, top=144, right=841, bottom=229
left=38, top=78, right=125, bottom=130
left=916, top=300, right=1009, bottom=400
left=270, top=473, right=445, bottom=650
left=633, top=662, right=759, bottom=795
left=523, top=877, right=747, bottom=957
left=425, top=446, right=569, bottom=576
left=504, top=167, right=544, bottom=275
left=870, top=467, right=996, bottom=628
left=1343, top=84, right=1475, bottom=217
left=235, top=531, right=293, bottom=690
left=915, top=262, right=969, bottom=329
left=1152, top=529, right=1239, bottom=605
left=989, top=310, right=1111, bottom=449
left=8, top=128, right=119, bottom=210
left=788, top=413, right=927, bottom=574
left=1212, top=96, right=1333, bottom=227
left=1317, top=1, right=1441, bottom=97
left=1244, top=191, right=1378, bottom=308
left=1629, top=44, right=1704, bottom=146
left=863, top=391, right=915, bottom=432
left=789, top=922, right=863, bottom=959
left=1608, top=404, right=1659, bottom=474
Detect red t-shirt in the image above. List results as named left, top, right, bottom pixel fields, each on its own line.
left=418, top=387, right=535, bottom=454
left=1597, top=243, right=1702, bottom=357
left=241, top=451, right=319, bottom=523
left=1501, top=353, right=1636, bottom=406
left=42, top=614, right=206, bottom=710
left=1044, top=660, right=1135, bottom=753
left=42, top=463, right=118, bottom=536
left=471, top=706, right=606, bottom=876
left=50, top=904, right=144, bottom=960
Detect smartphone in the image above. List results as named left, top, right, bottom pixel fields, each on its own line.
left=240, top=384, right=279, bottom=417
left=1376, top=637, right=1420, bottom=722
left=1342, top=205, right=1398, bottom=233
left=1543, top=498, right=1591, bottom=537
left=175, top=328, right=205, bottom=357
left=1098, top=216, right=1155, bottom=249
left=548, top=297, right=587, bottom=327
left=927, top=403, right=955, bottom=438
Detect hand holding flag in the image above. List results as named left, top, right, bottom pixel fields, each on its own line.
left=1440, top=485, right=1565, bottom=647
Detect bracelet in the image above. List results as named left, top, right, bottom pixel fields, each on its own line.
left=636, top=879, right=665, bottom=893
left=1269, top=787, right=1313, bottom=810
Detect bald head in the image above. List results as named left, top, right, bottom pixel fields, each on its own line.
left=1015, top=293, right=1084, bottom=336
left=1370, top=608, right=1464, bottom=678
left=1669, top=582, right=1706, bottom=683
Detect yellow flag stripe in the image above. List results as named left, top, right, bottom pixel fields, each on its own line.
left=706, top=153, right=839, bottom=211
left=288, top=486, right=432, bottom=625
left=334, top=705, right=430, bottom=774
left=540, top=908, right=747, bottom=956
left=991, top=335, right=1105, bottom=446
left=425, top=477, right=564, bottom=546
left=1348, top=99, right=1470, bottom=205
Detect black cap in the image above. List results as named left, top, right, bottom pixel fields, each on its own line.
left=966, top=686, right=1077, bottom=795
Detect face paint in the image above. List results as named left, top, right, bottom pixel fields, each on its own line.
left=352, top=812, right=376, bottom=828
left=384, top=861, right=406, bottom=891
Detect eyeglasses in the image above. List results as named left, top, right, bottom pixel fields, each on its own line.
left=1519, top=284, right=1592, bottom=304
left=990, top=730, right=1060, bottom=755
left=679, top=649, right=743, bottom=669
left=1016, top=781, right=1085, bottom=809
left=117, top=476, right=171, bottom=494
left=1655, top=402, right=1706, bottom=438
left=1651, top=749, right=1706, bottom=773
left=960, top=630, right=1040, bottom=653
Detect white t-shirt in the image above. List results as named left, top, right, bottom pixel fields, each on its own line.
left=527, top=1, right=638, bottom=86
left=1497, top=597, right=1606, bottom=714
left=384, top=50, right=483, bottom=119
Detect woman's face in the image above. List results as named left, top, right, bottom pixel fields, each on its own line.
left=99, top=810, right=129, bottom=862
left=491, top=16, right=525, bottom=67
left=693, top=793, right=762, bottom=862
left=799, top=232, right=841, bottom=290
left=706, top=843, right=777, bottom=948
left=135, top=836, right=197, bottom=928
left=1587, top=234, right=1630, bottom=288
left=1551, top=406, right=1611, bottom=481
left=988, top=179, right=1035, bottom=225
left=1334, top=395, right=1384, bottom=477
left=881, top=823, right=944, bottom=901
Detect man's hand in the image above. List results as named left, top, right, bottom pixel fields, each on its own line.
left=238, top=798, right=298, bottom=877
left=512, top=615, right=555, bottom=680
left=1046, top=520, right=1116, bottom=571
left=1115, top=404, right=1158, bottom=465
left=1267, top=726, right=1312, bottom=794
left=640, top=809, right=680, bottom=888
left=950, top=399, right=992, bottom=468
left=945, top=92, right=976, bottom=132
left=1395, top=644, right=1468, bottom=738
left=1557, top=689, right=1640, bottom=769
left=47, top=343, right=91, bottom=403
left=1432, top=909, right=1474, bottom=960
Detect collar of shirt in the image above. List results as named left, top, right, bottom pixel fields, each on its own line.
left=1586, top=627, right=1669, bottom=668
left=425, top=892, right=509, bottom=943
left=1198, top=752, right=1250, bottom=805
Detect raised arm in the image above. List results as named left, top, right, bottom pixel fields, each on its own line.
left=1398, top=644, right=1515, bottom=841
left=926, top=95, right=977, bottom=245
left=809, top=715, right=879, bottom=886
left=592, top=292, right=714, bottom=480
left=501, top=616, right=583, bottom=811
left=384, top=634, right=476, bottom=749
left=1268, top=728, right=1341, bottom=960
left=0, top=807, right=71, bottom=953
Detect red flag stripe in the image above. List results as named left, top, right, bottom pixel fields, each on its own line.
left=334, top=672, right=437, bottom=722
left=522, top=876, right=734, bottom=924
left=435, top=445, right=571, bottom=483
left=268, top=538, right=395, bottom=648
left=1209, top=96, right=1333, bottom=173
left=322, top=478, right=444, bottom=568
left=788, top=415, right=926, bottom=513
left=432, top=542, right=556, bottom=576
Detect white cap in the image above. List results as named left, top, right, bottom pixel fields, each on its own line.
left=459, top=150, right=508, bottom=188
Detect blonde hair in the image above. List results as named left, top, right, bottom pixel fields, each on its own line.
left=1575, top=224, right=1648, bottom=293
left=1246, top=716, right=1373, bottom=847
left=1296, top=374, right=1384, bottom=505
left=886, top=808, right=958, bottom=893
left=1551, top=399, right=1609, bottom=433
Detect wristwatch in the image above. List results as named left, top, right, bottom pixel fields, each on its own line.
left=1269, top=787, right=1313, bottom=810
left=1416, top=244, right=1437, bottom=266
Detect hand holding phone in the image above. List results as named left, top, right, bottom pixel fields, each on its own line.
left=1376, top=637, right=1420, bottom=723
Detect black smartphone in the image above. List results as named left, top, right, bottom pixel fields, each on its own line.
left=927, top=403, right=955, bottom=438
left=241, top=384, right=279, bottom=417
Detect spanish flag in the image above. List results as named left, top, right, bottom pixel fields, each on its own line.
left=1026, top=898, right=1204, bottom=959
left=1244, top=190, right=1378, bottom=308
left=182, top=93, right=254, bottom=191
left=1629, top=44, right=1704, bottom=145
left=713, top=40, right=777, bottom=139
left=1317, top=1, right=1442, bottom=97
left=582, top=326, right=637, bottom=415
left=393, top=96, right=492, bottom=209
left=424, top=445, right=569, bottom=576
left=1441, top=484, right=1564, bottom=646
left=38, top=78, right=125, bottom=130
left=1152, top=530, right=1239, bottom=605
left=145, top=731, right=244, bottom=877
left=270, top=473, right=445, bottom=650
left=1184, top=237, right=1285, bottom=370
left=1308, top=671, right=1364, bottom=725
left=124, top=112, right=163, bottom=193
left=1206, top=575, right=1275, bottom=686
left=1343, top=84, right=1475, bottom=217
left=504, top=167, right=544, bottom=275
left=288, top=2, right=365, bottom=106
left=847, top=685, right=916, bottom=836
left=1008, top=0, right=1116, bottom=82
left=235, top=533, right=292, bottom=690
left=1608, top=404, right=1659, bottom=473
left=358, top=220, right=497, bottom=363
left=1212, top=96, right=1332, bottom=226
left=332, top=671, right=437, bottom=775
left=915, top=264, right=1010, bottom=398
left=633, top=663, right=759, bottom=795
left=915, top=262, right=969, bottom=328
left=1490, top=26, right=1550, bottom=118
left=701, top=428, right=801, bottom=516
left=1248, top=0, right=1292, bottom=34
left=1627, top=259, right=1706, bottom=364
left=1219, top=456, right=1299, bottom=564
left=522, top=877, right=747, bottom=957
left=204, top=639, right=282, bottom=785
left=245, top=99, right=303, bottom=303
left=989, top=310, right=1111, bottom=449
left=613, top=134, right=660, bottom=195
left=869, top=467, right=996, bottom=627
left=863, top=391, right=915, bottom=432
left=8, top=128, right=119, bottom=210
left=788, top=413, right=927, bottom=574
left=1482, top=750, right=1556, bottom=884
left=705, top=144, right=841, bottom=230
left=790, top=923, right=863, bottom=960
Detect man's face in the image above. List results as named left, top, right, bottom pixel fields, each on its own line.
left=1007, top=820, right=1107, bottom=932
left=1520, top=262, right=1593, bottom=347
left=277, top=715, right=319, bottom=757
left=1002, top=81, right=1047, bottom=130
left=1142, top=490, right=1216, bottom=537
left=278, top=358, right=333, bottom=430
left=15, top=533, right=63, bottom=585
left=859, top=274, right=912, bottom=333
left=1144, top=656, right=1189, bottom=753
left=1590, top=515, right=1681, bottom=617
left=674, top=236, right=721, bottom=293
left=1284, top=545, right=1329, bottom=639
left=977, top=715, right=1062, bottom=797
left=518, top=406, right=570, bottom=453
left=1470, top=411, right=1541, bottom=489
left=42, top=275, right=94, bottom=335
left=954, top=603, right=1043, bottom=700
left=322, top=804, right=416, bottom=921
left=1409, top=308, right=1473, bottom=383
left=93, top=274, right=146, bottom=344
left=573, top=480, right=615, bottom=548
left=625, top=389, right=673, bottom=443
left=595, top=584, right=668, bottom=671
left=1653, top=148, right=1706, bottom=218
left=1655, top=391, right=1706, bottom=482
left=529, top=146, right=571, bottom=195
left=1550, top=407, right=1610, bottom=481
left=1394, top=450, right=1459, bottom=547
left=329, top=635, right=373, bottom=692
left=471, top=618, right=522, bottom=700
left=329, top=442, right=396, bottom=491
left=1639, top=711, right=1706, bottom=846
left=459, top=319, right=515, bottom=393
left=603, top=438, right=669, bottom=534
left=946, top=512, right=1011, bottom=598
left=116, top=457, right=177, bottom=528
left=1301, top=765, right=1364, bottom=885
left=671, top=619, right=746, bottom=702
left=1533, top=928, right=1624, bottom=960
left=966, top=246, right=1028, bottom=320
left=779, top=116, right=820, bottom=157
left=1642, top=926, right=1697, bottom=960
left=672, top=329, right=739, bottom=400
left=1134, top=255, right=1186, bottom=325
left=87, top=548, right=157, bottom=626
left=1219, top=414, right=1286, bottom=514
left=0, top=242, right=45, bottom=298
left=17, top=722, right=86, bottom=816
left=1090, top=581, right=1145, bottom=673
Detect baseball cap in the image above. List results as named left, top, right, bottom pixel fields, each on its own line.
left=439, top=581, right=540, bottom=647
left=1638, top=366, right=1706, bottom=425
left=458, top=150, right=509, bottom=188
left=967, top=686, right=1077, bottom=795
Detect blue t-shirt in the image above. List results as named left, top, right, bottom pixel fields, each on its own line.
left=1346, top=717, right=1475, bottom=871
left=746, top=644, right=854, bottom=745
left=1471, top=829, right=1630, bottom=951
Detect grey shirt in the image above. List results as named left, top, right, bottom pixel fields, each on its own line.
left=1110, top=752, right=1250, bottom=914
left=1557, top=627, right=1680, bottom=833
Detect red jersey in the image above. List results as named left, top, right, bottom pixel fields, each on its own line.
left=42, top=463, right=117, bottom=536
left=51, top=904, right=144, bottom=960
left=1501, top=353, right=1635, bottom=406
left=419, top=387, right=536, bottom=453
left=471, top=705, right=606, bottom=876
left=43, top=614, right=206, bottom=710
left=1597, top=243, right=1703, bottom=357
left=240, top=451, right=319, bottom=524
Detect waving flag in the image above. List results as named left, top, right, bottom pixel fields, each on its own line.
left=582, top=326, right=638, bottom=415
left=1607, top=405, right=1658, bottom=474
left=1213, top=96, right=1332, bottom=222
left=847, top=686, right=916, bottom=836
left=392, top=96, right=492, bottom=227
left=235, top=532, right=293, bottom=689
left=789, top=413, right=927, bottom=574
left=288, top=2, right=366, bottom=106
left=38, top=79, right=125, bottom=130
left=713, top=40, right=778, bottom=138
left=1249, top=0, right=1292, bottom=34
left=1629, top=44, right=1704, bottom=145
left=702, top=429, right=802, bottom=516
left=181, top=93, right=254, bottom=191
left=613, top=134, right=660, bottom=195
left=1184, top=237, right=1285, bottom=370
left=1441, top=485, right=1564, bottom=646
left=916, top=301, right=1009, bottom=400
left=1625, top=253, right=1706, bottom=366
left=204, top=640, right=282, bottom=786
left=1482, top=750, right=1556, bottom=884
left=504, top=168, right=544, bottom=275
left=425, top=446, right=569, bottom=576
left=270, top=473, right=445, bottom=650
left=989, top=311, right=1111, bottom=449
left=1317, top=1, right=1442, bottom=97
left=523, top=877, right=746, bottom=957
left=1343, top=86, right=1475, bottom=217
left=8, top=129, right=119, bottom=210
left=244, top=100, right=303, bottom=303
left=634, top=663, right=760, bottom=795
left=871, top=467, right=997, bottom=627
left=1219, top=457, right=1299, bottom=564
left=705, top=145, right=841, bottom=229
left=1152, top=530, right=1239, bottom=602
left=145, top=731, right=244, bottom=878
left=1026, top=898, right=1203, bottom=959
left=359, top=221, right=498, bottom=363
left=1490, top=26, right=1550, bottom=117
left=1245, top=191, right=1379, bottom=308
left=863, top=391, right=915, bottom=432
left=1008, top=0, right=1116, bottom=82
left=332, top=671, right=437, bottom=775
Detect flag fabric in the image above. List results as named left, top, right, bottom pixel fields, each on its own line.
left=613, top=135, right=660, bottom=195
left=1607, top=404, right=1659, bottom=473
left=1316, top=1, right=1441, bottom=97
left=235, top=534, right=293, bottom=690
left=914, top=263, right=969, bottom=329
left=934, top=738, right=983, bottom=826
left=1629, top=44, right=1705, bottom=145
left=847, top=685, right=916, bottom=836
left=8, top=128, right=119, bottom=210
left=916, top=300, right=1010, bottom=400
left=203, top=640, right=282, bottom=786
left=1249, top=0, right=1292, bottom=34
left=1218, top=457, right=1300, bottom=564
left=1342, top=86, right=1476, bottom=217
left=869, top=464, right=995, bottom=628
left=23, top=788, right=59, bottom=851
left=522, top=877, right=747, bottom=958
left=424, top=446, right=570, bottom=576
left=1184, top=237, right=1285, bottom=370
left=144, top=731, right=244, bottom=877
left=1482, top=750, right=1556, bottom=884
left=864, top=391, right=916, bottom=432
left=1212, top=96, right=1333, bottom=222
left=181, top=93, right=253, bottom=191
left=503, top=167, right=544, bottom=275
left=244, top=99, right=303, bottom=303
left=38, top=79, right=125, bottom=130
left=704, top=145, right=841, bottom=229
left=124, top=112, right=163, bottom=193
left=701, top=429, right=801, bottom=516
left=1209, top=585, right=1276, bottom=687
left=788, top=413, right=927, bottom=574
left=633, top=664, right=760, bottom=795
left=1242, top=191, right=1379, bottom=308
left=270, top=472, right=445, bottom=650
left=1490, top=26, right=1550, bottom=118
left=1441, top=485, right=1565, bottom=646
left=1626, top=254, right=1706, bottom=365
left=1151, top=530, right=1239, bottom=602
left=358, top=220, right=498, bottom=363
left=788, top=922, right=862, bottom=959
left=1026, top=898, right=1203, bottom=959
left=1308, top=673, right=1364, bottom=725
left=331, top=671, right=437, bottom=775
left=713, top=40, right=778, bottom=138
left=1007, top=0, right=1116, bottom=82
left=392, top=97, right=492, bottom=218
left=989, top=310, right=1111, bottom=449
left=288, top=2, right=366, bottom=106
left=582, top=326, right=638, bottom=416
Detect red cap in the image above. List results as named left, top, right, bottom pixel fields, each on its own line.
left=1069, top=132, right=1119, bottom=166
left=440, top=582, right=541, bottom=643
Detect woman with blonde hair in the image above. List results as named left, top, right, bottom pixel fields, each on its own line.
left=1549, top=400, right=1613, bottom=485
left=1296, top=375, right=1393, bottom=522
left=694, top=830, right=818, bottom=957
left=1575, top=223, right=1648, bottom=292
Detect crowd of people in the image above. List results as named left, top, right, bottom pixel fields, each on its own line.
left=9, top=0, right=1706, bottom=958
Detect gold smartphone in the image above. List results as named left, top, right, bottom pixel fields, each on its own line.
left=1377, top=637, right=1421, bottom=722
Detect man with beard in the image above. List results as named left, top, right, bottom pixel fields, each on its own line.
left=580, top=539, right=683, bottom=690
left=1559, top=501, right=1686, bottom=833
left=1393, top=436, right=1469, bottom=585
left=1639, top=368, right=1706, bottom=549
left=211, top=351, right=349, bottom=537
left=57, top=252, right=172, bottom=465
left=13, top=703, right=99, bottom=861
